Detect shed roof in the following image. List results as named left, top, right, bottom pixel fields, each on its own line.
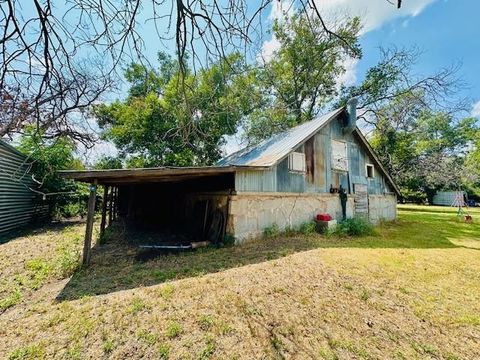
left=217, top=107, right=345, bottom=167
left=60, top=166, right=260, bottom=185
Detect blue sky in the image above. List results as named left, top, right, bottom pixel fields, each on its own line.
left=135, top=0, right=480, bottom=113
left=110, top=0, right=479, bottom=112
left=78, top=0, right=480, bottom=159
left=356, top=0, right=480, bottom=115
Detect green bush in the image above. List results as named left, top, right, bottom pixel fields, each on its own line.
left=223, top=233, right=236, bottom=246
left=57, top=202, right=85, bottom=218
left=263, top=223, right=280, bottom=238
left=298, top=221, right=316, bottom=236
left=330, top=217, right=375, bottom=237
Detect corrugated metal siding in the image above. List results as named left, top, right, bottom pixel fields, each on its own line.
left=232, top=116, right=392, bottom=196
left=0, top=140, right=49, bottom=237
left=235, top=168, right=277, bottom=192
left=276, top=157, right=305, bottom=193
left=432, top=191, right=463, bottom=206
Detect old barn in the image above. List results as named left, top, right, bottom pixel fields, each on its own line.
left=62, top=100, right=400, bottom=263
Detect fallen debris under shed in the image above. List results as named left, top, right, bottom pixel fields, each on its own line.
left=138, top=241, right=210, bottom=250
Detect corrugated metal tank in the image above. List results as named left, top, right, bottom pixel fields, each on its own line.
left=432, top=191, right=464, bottom=206
left=0, top=140, right=49, bottom=237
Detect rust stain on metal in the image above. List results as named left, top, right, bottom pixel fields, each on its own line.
left=305, top=137, right=315, bottom=184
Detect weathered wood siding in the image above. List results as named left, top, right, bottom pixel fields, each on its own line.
left=0, top=140, right=49, bottom=236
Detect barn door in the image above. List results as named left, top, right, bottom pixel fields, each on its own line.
left=354, top=184, right=369, bottom=217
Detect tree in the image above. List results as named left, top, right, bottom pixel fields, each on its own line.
left=245, top=13, right=361, bottom=143
left=95, top=52, right=259, bottom=166
left=1, top=0, right=403, bottom=143
left=17, top=127, right=87, bottom=217
left=94, top=156, right=123, bottom=170
left=337, top=47, right=466, bottom=129
left=370, top=101, right=479, bottom=203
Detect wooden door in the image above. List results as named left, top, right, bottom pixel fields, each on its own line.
left=354, top=184, right=368, bottom=217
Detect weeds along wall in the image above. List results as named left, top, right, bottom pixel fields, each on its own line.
left=228, top=193, right=396, bottom=243
left=228, top=193, right=354, bottom=243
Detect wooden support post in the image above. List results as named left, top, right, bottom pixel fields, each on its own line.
left=83, top=180, right=97, bottom=266
left=108, top=186, right=113, bottom=226
left=113, top=187, right=118, bottom=221
left=99, top=185, right=109, bottom=238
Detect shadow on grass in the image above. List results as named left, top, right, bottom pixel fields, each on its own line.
left=0, top=219, right=85, bottom=245
left=56, top=211, right=480, bottom=302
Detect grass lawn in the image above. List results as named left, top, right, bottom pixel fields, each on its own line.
left=0, top=205, right=479, bottom=359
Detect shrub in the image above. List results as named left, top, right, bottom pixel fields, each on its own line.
left=165, top=321, right=183, bottom=338
left=263, top=223, right=280, bottom=238
left=330, top=217, right=374, bottom=237
left=298, top=221, right=316, bottom=236
left=223, top=233, right=235, bottom=246
left=57, top=202, right=85, bottom=219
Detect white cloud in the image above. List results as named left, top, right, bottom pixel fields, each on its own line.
left=260, top=0, right=438, bottom=82
left=315, top=0, right=438, bottom=34
left=269, top=0, right=294, bottom=21
left=337, top=57, right=359, bottom=88
left=259, top=0, right=294, bottom=62
left=259, top=37, right=281, bottom=63
left=222, top=128, right=246, bottom=156
left=471, top=101, right=480, bottom=118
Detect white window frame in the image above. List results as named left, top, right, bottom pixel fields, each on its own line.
left=366, top=163, right=375, bottom=178
left=288, top=152, right=306, bottom=173
left=331, top=139, right=348, bottom=172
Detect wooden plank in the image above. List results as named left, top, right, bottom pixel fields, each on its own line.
left=354, top=183, right=369, bottom=216
left=99, top=185, right=109, bottom=239
left=59, top=166, right=244, bottom=182
left=113, top=187, right=118, bottom=221
left=83, top=180, right=97, bottom=266
left=108, top=186, right=113, bottom=226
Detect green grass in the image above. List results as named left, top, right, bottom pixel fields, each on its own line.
left=165, top=321, right=183, bottom=339
left=54, top=204, right=480, bottom=301
left=7, top=343, right=45, bottom=360
left=1, top=205, right=479, bottom=359
left=0, top=224, right=83, bottom=313
left=128, top=296, right=148, bottom=314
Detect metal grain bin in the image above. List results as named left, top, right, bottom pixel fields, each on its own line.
left=0, top=139, right=49, bottom=237
left=432, top=191, right=464, bottom=206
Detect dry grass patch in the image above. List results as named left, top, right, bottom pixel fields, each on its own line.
left=0, top=205, right=479, bottom=359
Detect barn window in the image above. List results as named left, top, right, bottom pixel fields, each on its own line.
left=331, top=140, right=348, bottom=171
left=288, top=152, right=306, bottom=173
left=366, top=164, right=375, bottom=178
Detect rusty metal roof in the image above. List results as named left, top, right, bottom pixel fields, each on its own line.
left=218, top=107, right=345, bottom=167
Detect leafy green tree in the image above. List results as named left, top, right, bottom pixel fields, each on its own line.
left=18, top=129, right=83, bottom=192
left=95, top=52, right=259, bottom=166
left=245, top=14, right=361, bottom=143
left=94, top=156, right=123, bottom=170
left=17, top=128, right=86, bottom=217
left=370, top=102, right=479, bottom=203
